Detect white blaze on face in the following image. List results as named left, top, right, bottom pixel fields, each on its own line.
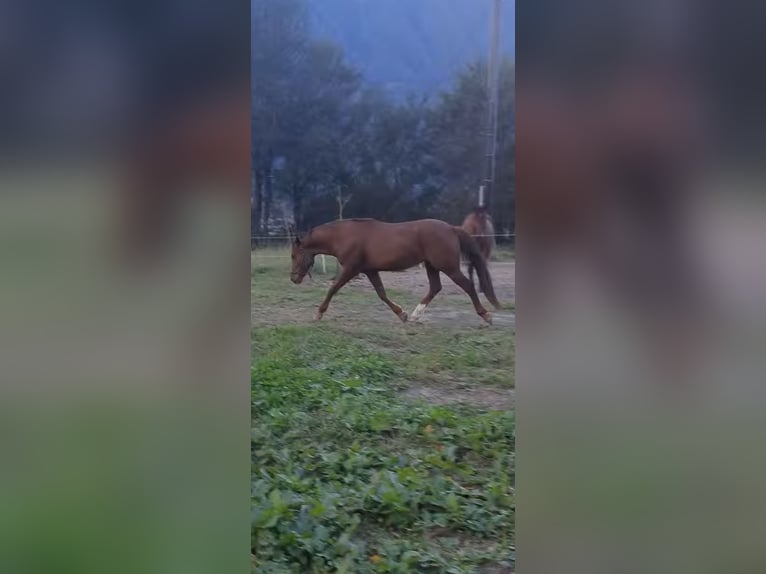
left=411, top=303, right=427, bottom=319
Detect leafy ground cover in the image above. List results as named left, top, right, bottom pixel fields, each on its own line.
left=252, top=256, right=514, bottom=573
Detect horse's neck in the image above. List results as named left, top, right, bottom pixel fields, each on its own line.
left=304, top=227, right=337, bottom=256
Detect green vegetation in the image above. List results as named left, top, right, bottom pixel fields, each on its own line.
left=491, top=247, right=515, bottom=263
left=252, top=262, right=515, bottom=573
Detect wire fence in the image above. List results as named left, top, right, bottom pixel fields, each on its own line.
left=250, top=230, right=516, bottom=280
left=251, top=233, right=515, bottom=251
left=251, top=233, right=514, bottom=240
left=252, top=233, right=516, bottom=274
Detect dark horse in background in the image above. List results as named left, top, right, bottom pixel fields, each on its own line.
left=119, top=87, right=250, bottom=265
left=517, top=0, right=706, bottom=384
left=290, top=219, right=501, bottom=324
left=462, top=206, right=496, bottom=291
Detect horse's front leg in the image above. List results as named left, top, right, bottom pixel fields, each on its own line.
left=366, top=271, right=408, bottom=322
left=315, top=265, right=357, bottom=320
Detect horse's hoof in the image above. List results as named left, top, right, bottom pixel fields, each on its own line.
left=399, top=312, right=408, bottom=323
left=314, top=311, right=324, bottom=321
left=410, top=303, right=427, bottom=321
left=480, top=312, right=492, bottom=325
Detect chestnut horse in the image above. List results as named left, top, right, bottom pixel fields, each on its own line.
left=290, top=219, right=501, bottom=324
left=462, top=206, right=496, bottom=291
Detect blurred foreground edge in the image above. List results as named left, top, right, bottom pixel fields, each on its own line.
left=0, top=2, right=250, bottom=574
left=517, top=1, right=766, bottom=574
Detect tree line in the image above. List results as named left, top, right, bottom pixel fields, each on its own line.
left=252, top=0, right=514, bottom=240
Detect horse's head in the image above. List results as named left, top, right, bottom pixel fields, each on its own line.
left=475, top=205, right=491, bottom=223
left=290, top=236, right=315, bottom=284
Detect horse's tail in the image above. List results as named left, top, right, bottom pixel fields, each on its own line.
left=485, top=218, right=496, bottom=252
left=453, top=227, right=501, bottom=309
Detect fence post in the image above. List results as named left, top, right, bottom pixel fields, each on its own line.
left=321, top=254, right=327, bottom=274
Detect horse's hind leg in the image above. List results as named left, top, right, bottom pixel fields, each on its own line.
left=366, top=271, right=408, bottom=322
left=446, top=268, right=492, bottom=324
left=467, top=262, right=479, bottom=292
left=473, top=241, right=491, bottom=293
left=411, top=263, right=442, bottom=321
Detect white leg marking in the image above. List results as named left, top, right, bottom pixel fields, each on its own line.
left=411, top=303, right=427, bottom=320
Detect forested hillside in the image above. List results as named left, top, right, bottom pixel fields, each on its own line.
left=308, top=0, right=515, bottom=97
left=252, top=0, right=515, bottom=238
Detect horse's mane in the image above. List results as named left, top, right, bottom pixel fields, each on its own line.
left=322, top=217, right=375, bottom=226
left=299, top=218, right=375, bottom=239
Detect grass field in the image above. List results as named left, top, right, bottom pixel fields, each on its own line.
left=252, top=250, right=515, bottom=573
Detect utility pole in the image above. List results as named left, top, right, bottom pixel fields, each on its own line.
left=481, top=0, right=502, bottom=211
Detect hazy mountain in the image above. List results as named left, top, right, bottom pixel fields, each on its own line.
left=307, top=0, right=514, bottom=97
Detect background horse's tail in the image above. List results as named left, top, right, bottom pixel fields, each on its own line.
left=485, top=217, right=497, bottom=253
left=454, top=227, right=501, bottom=309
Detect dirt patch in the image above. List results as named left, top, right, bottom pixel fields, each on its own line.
left=401, top=381, right=514, bottom=410
left=254, top=262, right=515, bottom=329
left=408, top=308, right=515, bottom=328
left=347, top=262, right=515, bottom=304
left=341, top=262, right=515, bottom=327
